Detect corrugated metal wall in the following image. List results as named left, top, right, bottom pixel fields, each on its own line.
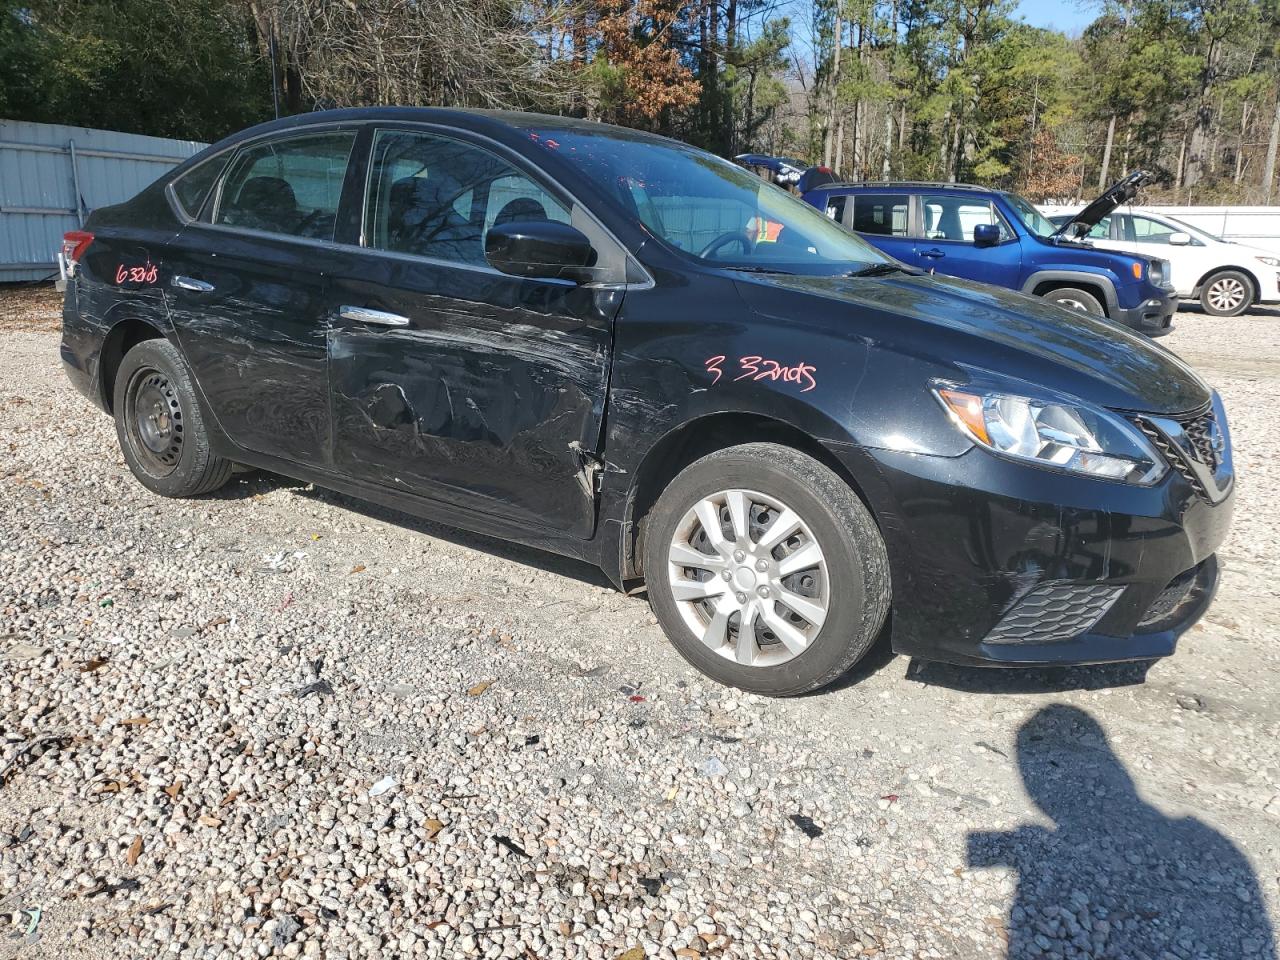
left=0, top=119, right=207, bottom=282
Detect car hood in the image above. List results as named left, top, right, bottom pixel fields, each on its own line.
left=735, top=269, right=1210, bottom=415
left=1050, top=170, right=1153, bottom=240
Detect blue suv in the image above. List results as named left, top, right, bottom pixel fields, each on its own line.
left=803, top=172, right=1178, bottom=335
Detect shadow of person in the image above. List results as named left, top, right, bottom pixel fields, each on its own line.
left=968, top=705, right=1276, bottom=959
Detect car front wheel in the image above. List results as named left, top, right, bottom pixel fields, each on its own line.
left=1200, top=270, right=1253, bottom=317
left=112, top=338, right=234, bottom=498
left=643, top=443, right=891, bottom=696
left=1044, top=287, right=1106, bottom=317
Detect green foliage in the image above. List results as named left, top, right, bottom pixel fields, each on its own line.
left=1, top=0, right=269, bottom=142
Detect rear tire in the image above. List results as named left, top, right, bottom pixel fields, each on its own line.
left=1044, top=287, right=1106, bottom=317
left=112, top=338, right=234, bottom=498
left=1199, top=270, right=1253, bottom=317
left=642, top=443, right=891, bottom=697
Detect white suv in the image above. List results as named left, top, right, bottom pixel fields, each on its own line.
left=1054, top=208, right=1280, bottom=317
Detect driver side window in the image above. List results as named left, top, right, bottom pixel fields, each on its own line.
left=363, top=129, right=570, bottom=267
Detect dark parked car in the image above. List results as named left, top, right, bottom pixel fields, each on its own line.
left=60, top=109, right=1234, bottom=696
left=802, top=172, right=1179, bottom=335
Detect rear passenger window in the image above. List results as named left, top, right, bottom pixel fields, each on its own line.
left=919, top=195, right=1010, bottom=242
left=846, top=194, right=909, bottom=236
left=214, top=132, right=356, bottom=241
left=364, top=130, right=569, bottom=267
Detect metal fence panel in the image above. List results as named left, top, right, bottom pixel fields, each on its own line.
left=0, top=119, right=207, bottom=282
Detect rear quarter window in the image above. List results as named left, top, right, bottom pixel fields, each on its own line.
left=848, top=194, right=909, bottom=236
left=171, top=156, right=228, bottom=220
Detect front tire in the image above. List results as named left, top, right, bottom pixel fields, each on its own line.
left=1199, top=270, right=1253, bottom=317
left=642, top=443, right=891, bottom=696
left=1044, top=287, right=1106, bottom=317
left=112, top=338, right=234, bottom=497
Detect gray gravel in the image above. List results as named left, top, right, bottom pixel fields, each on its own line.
left=2, top=301, right=1279, bottom=959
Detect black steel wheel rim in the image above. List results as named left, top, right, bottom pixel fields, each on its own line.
left=125, top=367, right=184, bottom=476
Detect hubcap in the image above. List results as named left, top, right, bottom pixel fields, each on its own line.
left=1207, top=277, right=1246, bottom=312
left=667, top=488, right=829, bottom=668
left=126, top=368, right=183, bottom=475
left=1057, top=297, right=1089, bottom=312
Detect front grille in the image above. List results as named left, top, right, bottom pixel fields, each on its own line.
left=1138, top=420, right=1207, bottom=499
left=1136, top=404, right=1224, bottom=503
left=1180, top=408, right=1222, bottom=471
left=984, top=582, right=1125, bottom=645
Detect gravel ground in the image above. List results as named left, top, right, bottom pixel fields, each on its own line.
left=2, top=288, right=1278, bottom=960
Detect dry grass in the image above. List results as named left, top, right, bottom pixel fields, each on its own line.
left=0, top=282, right=63, bottom=333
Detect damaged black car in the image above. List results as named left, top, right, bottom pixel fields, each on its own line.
left=60, top=108, right=1234, bottom=695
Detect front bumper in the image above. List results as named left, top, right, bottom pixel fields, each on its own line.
left=826, top=401, right=1235, bottom=667
left=1113, top=287, right=1177, bottom=336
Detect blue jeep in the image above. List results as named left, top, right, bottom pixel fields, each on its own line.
left=802, top=172, right=1178, bottom=335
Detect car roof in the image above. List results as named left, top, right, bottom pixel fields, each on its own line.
left=204, top=106, right=691, bottom=154
left=811, top=180, right=994, bottom=194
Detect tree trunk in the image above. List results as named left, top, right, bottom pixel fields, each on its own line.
left=823, top=14, right=843, bottom=168
left=835, top=111, right=845, bottom=171
left=1175, top=131, right=1187, bottom=190
left=882, top=109, right=893, bottom=179
left=1235, top=102, right=1251, bottom=185
left=1098, top=115, right=1116, bottom=190
left=1263, top=95, right=1280, bottom=205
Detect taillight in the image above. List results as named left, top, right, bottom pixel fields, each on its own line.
left=60, top=230, right=94, bottom=275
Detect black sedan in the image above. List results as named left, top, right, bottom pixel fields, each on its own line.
left=59, top=108, right=1234, bottom=695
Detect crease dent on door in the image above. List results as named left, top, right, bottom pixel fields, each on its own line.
left=329, top=283, right=623, bottom=534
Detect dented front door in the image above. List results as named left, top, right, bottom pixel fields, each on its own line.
left=327, top=258, right=620, bottom=539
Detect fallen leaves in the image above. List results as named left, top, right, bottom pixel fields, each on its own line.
left=615, top=948, right=645, bottom=960
left=163, top=782, right=182, bottom=801
left=424, top=818, right=444, bottom=841
left=126, top=836, right=143, bottom=866
left=467, top=680, right=493, bottom=697
left=220, top=789, right=239, bottom=807
left=119, top=716, right=150, bottom=727
left=350, top=564, right=366, bottom=574
left=78, top=657, right=109, bottom=673
left=197, top=815, right=223, bottom=828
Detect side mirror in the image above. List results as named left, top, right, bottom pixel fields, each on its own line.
left=485, top=220, right=597, bottom=282
left=973, top=223, right=1001, bottom=248
left=1167, top=232, right=1191, bottom=246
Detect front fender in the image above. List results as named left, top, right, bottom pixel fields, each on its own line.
left=1020, top=268, right=1120, bottom=313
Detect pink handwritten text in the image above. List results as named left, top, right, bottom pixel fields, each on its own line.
left=115, top=262, right=158, bottom=285
left=704, top=354, right=817, bottom=392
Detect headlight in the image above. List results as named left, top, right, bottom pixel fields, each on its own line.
left=1256, top=255, right=1280, bottom=267
left=934, top=385, right=1167, bottom=485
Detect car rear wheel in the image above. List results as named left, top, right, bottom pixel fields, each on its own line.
left=113, top=338, right=234, bottom=498
left=642, top=443, right=890, bottom=696
left=1044, top=287, right=1106, bottom=317
left=1199, top=270, right=1253, bottom=317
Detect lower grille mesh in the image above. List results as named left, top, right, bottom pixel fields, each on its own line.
left=984, top=582, right=1125, bottom=645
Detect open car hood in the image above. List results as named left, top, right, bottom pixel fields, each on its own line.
left=1051, top=170, right=1154, bottom=240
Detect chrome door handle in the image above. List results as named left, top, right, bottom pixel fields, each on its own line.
left=339, top=305, right=410, bottom=328
left=172, top=275, right=215, bottom=292
left=919, top=249, right=945, bottom=259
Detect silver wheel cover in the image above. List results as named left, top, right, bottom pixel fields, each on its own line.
left=666, top=488, right=829, bottom=668
left=1207, top=277, right=1247, bottom=313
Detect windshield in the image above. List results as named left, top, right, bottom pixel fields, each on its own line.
left=523, top=126, right=889, bottom=275
left=1002, top=192, right=1059, bottom=238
